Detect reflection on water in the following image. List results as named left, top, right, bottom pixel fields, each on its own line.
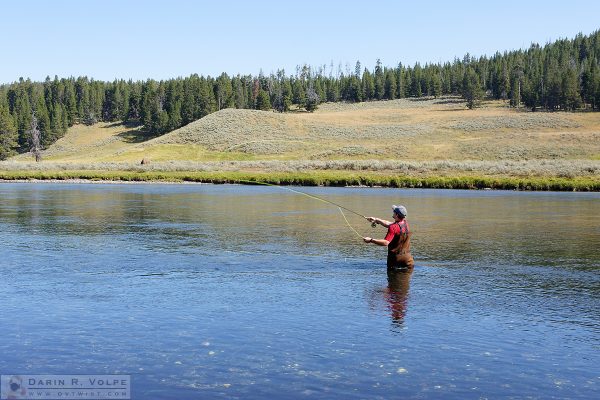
left=367, top=269, right=413, bottom=333
left=386, top=269, right=412, bottom=327
left=0, top=183, right=599, bottom=399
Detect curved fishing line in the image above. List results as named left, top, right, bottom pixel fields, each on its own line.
left=237, top=179, right=368, bottom=238
left=338, top=207, right=364, bottom=239
left=237, top=179, right=367, bottom=218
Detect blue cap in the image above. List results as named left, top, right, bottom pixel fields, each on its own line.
left=392, top=205, right=407, bottom=217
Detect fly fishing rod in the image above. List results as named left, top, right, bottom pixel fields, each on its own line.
left=237, top=179, right=377, bottom=235
left=237, top=179, right=365, bottom=217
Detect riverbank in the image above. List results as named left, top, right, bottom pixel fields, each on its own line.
left=3, top=98, right=599, bottom=191
left=1, top=170, right=598, bottom=191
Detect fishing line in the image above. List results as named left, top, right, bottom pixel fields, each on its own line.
left=237, top=179, right=371, bottom=237
left=338, top=207, right=364, bottom=239
left=238, top=179, right=366, bottom=217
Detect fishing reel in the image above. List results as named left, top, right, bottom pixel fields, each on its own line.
left=371, top=222, right=377, bottom=228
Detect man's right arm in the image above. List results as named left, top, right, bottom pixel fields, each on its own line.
left=366, top=217, right=393, bottom=228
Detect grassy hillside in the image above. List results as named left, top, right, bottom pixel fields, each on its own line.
left=2, top=97, right=599, bottom=188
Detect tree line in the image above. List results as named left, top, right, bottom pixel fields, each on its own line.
left=1, top=30, right=599, bottom=160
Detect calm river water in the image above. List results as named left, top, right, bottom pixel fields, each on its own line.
left=0, top=183, right=598, bottom=399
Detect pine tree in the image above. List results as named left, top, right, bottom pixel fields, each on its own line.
left=431, top=73, right=442, bottom=98
left=197, top=78, right=216, bottom=118
left=544, top=59, right=562, bottom=110
left=410, top=64, right=422, bottom=97
left=325, top=79, right=340, bottom=102
left=271, top=72, right=285, bottom=113
left=87, top=80, right=104, bottom=123
left=314, top=77, right=326, bottom=104
left=111, top=83, right=123, bottom=121
left=500, top=62, right=510, bottom=101
left=232, top=76, right=248, bottom=110
left=384, top=69, right=397, bottom=100
left=181, top=81, right=196, bottom=124
left=140, top=80, right=157, bottom=128
left=0, top=100, right=18, bottom=160
left=126, top=84, right=142, bottom=122
left=402, top=69, right=412, bottom=98
left=561, top=63, right=582, bottom=110
left=64, top=80, right=78, bottom=125
left=215, top=73, right=233, bottom=110
left=580, top=59, right=596, bottom=108
left=510, top=64, right=524, bottom=108
left=395, top=63, right=404, bottom=98
left=247, top=78, right=256, bottom=109
left=304, top=85, right=320, bottom=112
left=282, top=78, right=293, bottom=111
left=462, top=67, right=484, bottom=109
left=14, top=90, right=32, bottom=150
left=374, top=59, right=385, bottom=99
left=354, top=60, right=361, bottom=78
left=152, top=110, right=169, bottom=135
left=60, top=103, right=68, bottom=132
left=168, top=101, right=182, bottom=131
left=349, top=76, right=363, bottom=102
left=595, top=81, right=600, bottom=111
left=292, top=78, right=306, bottom=105
left=119, top=81, right=131, bottom=120
left=362, top=69, right=374, bottom=100
left=34, top=95, right=51, bottom=147
left=49, top=104, right=66, bottom=141
left=255, top=89, right=271, bottom=111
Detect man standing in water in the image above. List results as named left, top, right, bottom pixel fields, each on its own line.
left=363, top=205, right=414, bottom=270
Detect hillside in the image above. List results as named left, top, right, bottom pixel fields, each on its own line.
left=147, top=98, right=596, bottom=162
left=4, top=97, right=600, bottom=181
left=3, top=30, right=600, bottom=166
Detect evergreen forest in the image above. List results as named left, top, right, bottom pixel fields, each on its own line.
left=1, top=30, right=599, bottom=160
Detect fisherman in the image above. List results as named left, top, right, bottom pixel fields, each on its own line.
left=363, top=205, right=414, bottom=271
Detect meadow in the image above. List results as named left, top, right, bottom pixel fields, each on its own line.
left=2, top=97, right=599, bottom=190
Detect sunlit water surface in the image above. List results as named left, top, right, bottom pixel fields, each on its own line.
left=1, top=183, right=598, bottom=399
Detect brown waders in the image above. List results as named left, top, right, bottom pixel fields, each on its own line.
left=387, top=225, right=414, bottom=271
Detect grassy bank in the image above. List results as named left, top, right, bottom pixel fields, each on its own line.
left=4, top=98, right=599, bottom=191
left=1, top=170, right=598, bottom=191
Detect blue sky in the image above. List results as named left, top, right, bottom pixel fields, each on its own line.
left=1, top=0, right=599, bottom=83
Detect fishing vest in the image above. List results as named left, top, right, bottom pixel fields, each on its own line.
left=387, top=220, right=414, bottom=269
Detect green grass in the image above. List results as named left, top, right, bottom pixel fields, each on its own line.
left=1, top=170, right=598, bottom=191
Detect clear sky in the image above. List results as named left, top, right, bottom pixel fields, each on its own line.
left=1, top=0, right=599, bottom=83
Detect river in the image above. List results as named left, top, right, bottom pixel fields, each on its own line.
left=0, top=183, right=598, bottom=399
